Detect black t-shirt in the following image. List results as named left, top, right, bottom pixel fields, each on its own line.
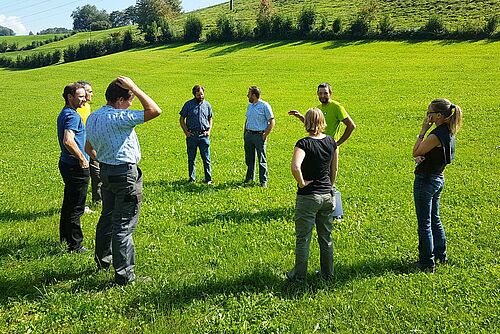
left=415, top=123, right=455, bottom=175
left=295, top=135, right=337, bottom=195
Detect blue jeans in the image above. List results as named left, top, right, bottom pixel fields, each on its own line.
left=288, top=192, right=335, bottom=281
left=95, top=163, right=143, bottom=285
left=414, top=173, right=446, bottom=268
left=186, top=135, right=212, bottom=182
left=244, top=132, right=267, bottom=183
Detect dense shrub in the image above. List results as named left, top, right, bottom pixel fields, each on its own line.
left=484, top=15, right=498, bottom=36
left=184, top=14, right=203, bottom=42
left=206, top=14, right=237, bottom=42
left=332, top=18, right=343, bottom=35
left=0, top=49, right=61, bottom=68
left=63, top=45, right=77, bottom=62
left=348, top=16, right=370, bottom=36
left=236, top=21, right=253, bottom=40
left=90, top=20, right=112, bottom=31
left=255, top=11, right=273, bottom=39
left=297, top=7, right=316, bottom=36
left=378, top=15, right=395, bottom=35
left=144, top=21, right=160, bottom=43
left=123, top=29, right=134, bottom=49
left=421, top=15, right=447, bottom=35
left=271, top=14, right=294, bottom=39
left=158, top=18, right=174, bottom=42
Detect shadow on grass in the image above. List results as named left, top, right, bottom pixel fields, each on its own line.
left=128, top=257, right=416, bottom=312
left=188, top=206, right=294, bottom=226
left=0, top=207, right=59, bottom=223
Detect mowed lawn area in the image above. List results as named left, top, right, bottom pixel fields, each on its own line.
left=0, top=40, right=498, bottom=333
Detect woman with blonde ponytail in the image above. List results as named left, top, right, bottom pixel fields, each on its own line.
left=412, top=98, right=463, bottom=272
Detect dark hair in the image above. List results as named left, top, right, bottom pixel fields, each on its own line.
left=192, top=85, right=204, bottom=96
left=105, top=79, right=132, bottom=103
left=77, top=80, right=91, bottom=87
left=248, top=86, right=261, bottom=99
left=317, top=82, right=332, bottom=94
left=62, top=83, right=84, bottom=104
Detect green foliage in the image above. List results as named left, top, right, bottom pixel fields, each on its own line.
left=38, top=27, right=72, bottom=35
left=421, top=15, right=447, bottom=35
left=144, top=21, right=160, bottom=43
left=71, top=4, right=111, bottom=31
left=207, top=14, right=237, bottom=42
left=484, top=15, right=499, bottom=36
left=378, top=15, right=395, bottom=36
left=135, top=0, right=181, bottom=32
left=332, top=17, right=343, bottom=35
left=183, top=15, right=203, bottom=42
left=297, top=7, right=316, bottom=35
left=0, top=25, right=15, bottom=36
left=158, top=18, right=174, bottom=42
left=271, top=14, right=293, bottom=39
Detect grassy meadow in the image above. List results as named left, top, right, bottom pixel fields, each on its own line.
left=0, top=40, right=499, bottom=333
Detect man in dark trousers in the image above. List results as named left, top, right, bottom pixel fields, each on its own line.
left=86, top=76, right=161, bottom=285
left=57, top=82, right=89, bottom=252
left=179, top=85, right=213, bottom=184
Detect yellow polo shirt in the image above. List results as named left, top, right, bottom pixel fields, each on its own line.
left=76, top=102, right=91, bottom=125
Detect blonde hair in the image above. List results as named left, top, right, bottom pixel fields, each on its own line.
left=429, top=98, right=463, bottom=135
left=304, top=107, right=327, bottom=135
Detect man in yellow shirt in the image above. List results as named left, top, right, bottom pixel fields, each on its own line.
left=289, top=82, right=356, bottom=184
left=76, top=81, right=102, bottom=209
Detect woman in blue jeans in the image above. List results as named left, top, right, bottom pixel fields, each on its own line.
left=287, top=108, right=338, bottom=282
left=412, top=98, right=463, bottom=272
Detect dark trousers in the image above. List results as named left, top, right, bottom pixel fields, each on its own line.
left=58, top=160, right=89, bottom=251
left=95, top=163, right=143, bottom=285
left=90, top=159, right=102, bottom=203
left=186, top=135, right=212, bottom=182
left=244, top=132, right=268, bottom=183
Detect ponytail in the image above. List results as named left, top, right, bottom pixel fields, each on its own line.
left=448, top=104, right=462, bottom=135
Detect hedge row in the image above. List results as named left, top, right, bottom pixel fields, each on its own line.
left=0, top=33, right=73, bottom=53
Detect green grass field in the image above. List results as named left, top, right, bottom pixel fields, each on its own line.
left=0, top=40, right=499, bottom=333
left=0, top=34, right=66, bottom=48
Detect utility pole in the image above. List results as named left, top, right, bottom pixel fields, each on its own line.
left=230, top=0, right=233, bottom=11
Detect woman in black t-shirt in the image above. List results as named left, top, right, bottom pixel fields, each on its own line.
left=412, top=98, right=463, bottom=272
left=287, top=108, right=338, bottom=282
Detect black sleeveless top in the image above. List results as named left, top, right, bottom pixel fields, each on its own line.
left=415, top=123, right=455, bottom=175
left=295, top=136, right=337, bottom=195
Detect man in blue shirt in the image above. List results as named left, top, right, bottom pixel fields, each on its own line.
left=86, top=76, right=161, bottom=286
left=244, top=86, right=275, bottom=187
left=57, top=82, right=89, bottom=252
left=179, top=85, right=213, bottom=184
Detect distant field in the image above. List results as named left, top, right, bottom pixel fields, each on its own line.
left=0, top=40, right=498, bottom=333
left=181, top=0, right=500, bottom=34
left=0, top=34, right=66, bottom=48
left=0, top=26, right=138, bottom=59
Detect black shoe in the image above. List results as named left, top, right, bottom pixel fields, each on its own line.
left=437, top=257, right=448, bottom=265
left=315, top=270, right=334, bottom=281
left=70, top=246, right=89, bottom=254
left=413, top=261, right=435, bottom=273
left=259, top=182, right=268, bottom=188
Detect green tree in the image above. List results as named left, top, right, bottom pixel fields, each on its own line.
left=135, top=0, right=182, bottom=31
left=71, top=5, right=110, bottom=31
left=0, top=25, right=15, bottom=36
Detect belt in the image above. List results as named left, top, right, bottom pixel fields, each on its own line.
left=245, top=129, right=264, bottom=134
left=189, top=130, right=208, bottom=136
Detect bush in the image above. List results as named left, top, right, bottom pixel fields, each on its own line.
left=378, top=15, right=395, bottom=35
left=184, top=14, right=203, bottom=42
left=484, top=16, right=498, bottom=36
left=255, top=11, right=273, bottom=39
left=158, top=18, right=173, bottom=42
left=332, top=18, right=343, bottom=35
left=207, top=14, right=237, bottom=42
left=297, top=7, right=316, bottom=36
left=271, top=14, right=293, bottom=39
left=144, top=21, right=160, bottom=43
left=348, top=16, right=370, bottom=36
left=90, top=20, right=112, bottom=31
left=421, top=15, right=447, bottom=35
left=236, top=21, right=253, bottom=40
left=63, top=45, right=77, bottom=62
left=123, top=29, right=134, bottom=49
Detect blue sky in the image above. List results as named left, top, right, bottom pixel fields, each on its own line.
left=0, top=0, right=227, bottom=35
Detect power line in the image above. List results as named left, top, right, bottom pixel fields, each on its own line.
left=20, top=0, right=104, bottom=19
left=0, top=0, right=59, bottom=14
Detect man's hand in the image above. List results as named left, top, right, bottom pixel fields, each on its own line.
left=115, top=76, right=138, bottom=92
left=80, top=158, right=89, bottom=169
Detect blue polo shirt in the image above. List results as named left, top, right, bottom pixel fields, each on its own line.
left=57, top=106, right=88, bottom=165
left=86, top=105, right=144, bottom=165
left=179, top=99, right=213, bottom=132
left=245, top=99, right=274, bottom=131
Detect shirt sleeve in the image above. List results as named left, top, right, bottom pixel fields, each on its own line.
left=264, top=102, right=274, bottom=120
left=118, top=110, right=144, bottom=128
left=295, top=138, right=307, bottom=150
left=64, top=113, right=80, bottom=132
left=179, top=101, right=189, bottom=117
left=207, top=102, right=213, bottom=118
left=336, top=104, right=349, bottom=121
